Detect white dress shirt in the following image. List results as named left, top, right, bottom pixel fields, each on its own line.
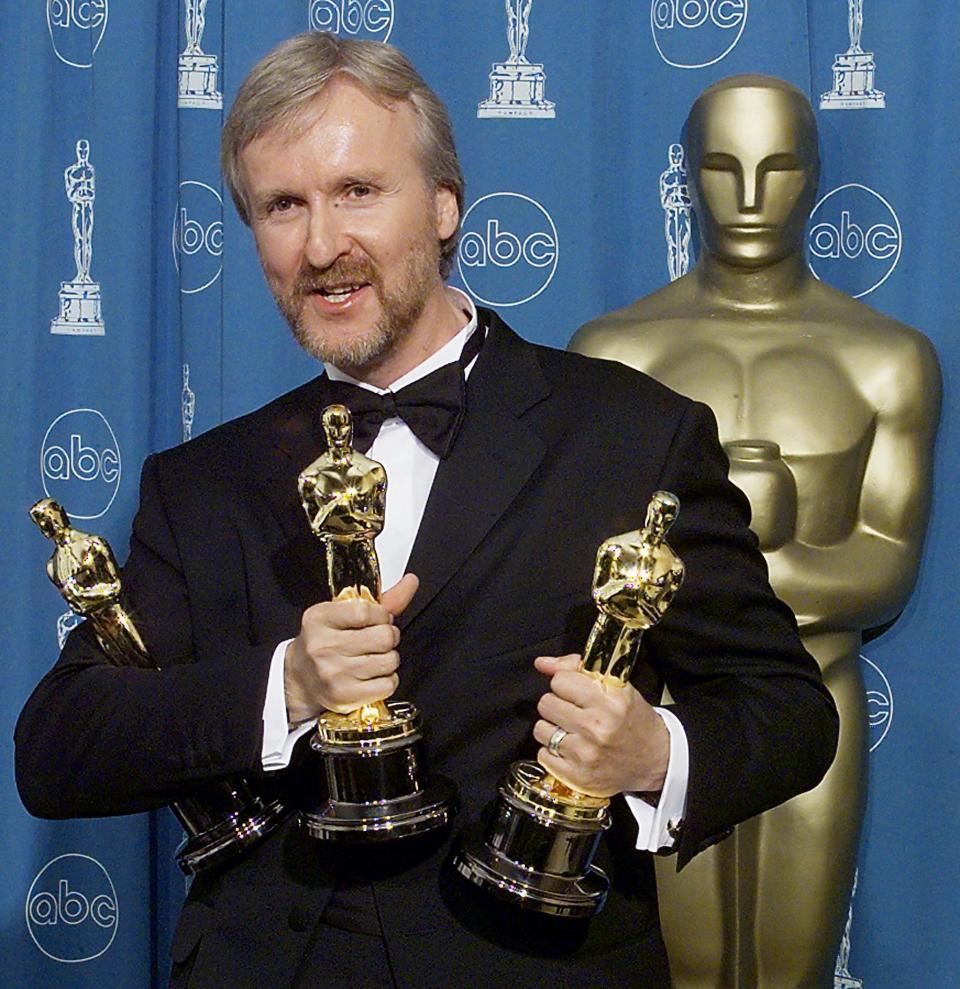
left=260, top=288, right=687, bottom=851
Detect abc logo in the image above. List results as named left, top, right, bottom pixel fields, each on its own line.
left=807, top=183, right=902, bottom=299
left=25, top=854, right=119, bottom=963
left=650, top=0, right=747, bottom=69
left=457, top=192, right=559, bottom=307
left=41, top=408, right=121, bottom=521
left=47, top=0, right=108, bottom=69
left=173, top=180, right=224, bottom=295
left=861, top=654, right=893, bottom=753
left=309, top=0, right=394, bottom=42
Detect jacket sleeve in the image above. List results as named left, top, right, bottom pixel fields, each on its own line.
left=643, top=400, right=839, bottom=868
left=15, top=453, right=277, bottom=819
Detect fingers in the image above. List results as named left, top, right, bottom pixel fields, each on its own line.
left=536, top=690, right=583, bottom=731
left=322, top=669, right=400, bottom=714
left=532, top=718, right=568, bottom=752
left=286, top=580, right=417, bottom=720
left=533, top=653, right=581, bottom=676
left=308, top=596, right=395, bottom=632
left=381, top=573, right=419, bottom=617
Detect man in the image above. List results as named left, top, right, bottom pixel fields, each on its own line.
left=16, top=35, right=838, bottom=988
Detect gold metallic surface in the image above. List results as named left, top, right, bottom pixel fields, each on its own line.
left=540, top=491, right=684, bottom=800
left=455, top=492, right=684, bottom=915
left=571, top=76, right=941, bottom=988
left=30, top=497, right=150, bottom=667
left=298, top=404, right=390, bottom=726
left=298, top=405, right=458, bottom=841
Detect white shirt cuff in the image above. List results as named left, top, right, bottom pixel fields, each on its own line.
left=261, top=638, right=316, bottom=771
left=623, top=706, right=689, bottom=852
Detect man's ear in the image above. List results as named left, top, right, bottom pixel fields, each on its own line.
left=434, top=185, right=459, bottom=241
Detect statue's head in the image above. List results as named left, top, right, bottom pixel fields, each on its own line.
left=686, top=75, right=819, bottom=268
left=76, top=139, right=90, bottom=162
left=30, top=498, right=69, bottom=539
left=668, top=143, right=684, bottom=168
left=322, top=404, right=353, bottom=452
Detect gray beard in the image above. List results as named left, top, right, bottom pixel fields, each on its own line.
left=271, top=236, right=441, bottom=375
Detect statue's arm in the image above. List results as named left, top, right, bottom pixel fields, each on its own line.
left=60, top=541, right=121, bottom=601
left=765, top=334, right=942, bottom=632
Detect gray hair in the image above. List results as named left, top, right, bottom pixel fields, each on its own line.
left=221, top=32, right=464, bottom=277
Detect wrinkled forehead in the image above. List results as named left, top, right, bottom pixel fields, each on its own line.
left=689, top=86, right=816, bottom=167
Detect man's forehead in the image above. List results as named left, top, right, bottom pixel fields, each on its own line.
left=696, top=87, right=811, bottom=160
left=255, top=76, right=414, bottom=152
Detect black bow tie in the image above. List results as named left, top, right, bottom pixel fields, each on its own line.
left=324, top=324, right=484, bottom=459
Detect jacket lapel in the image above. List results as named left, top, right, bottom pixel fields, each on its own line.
left=400, top=313, right=550, bottom=630
left=240, top=314, right=551, bottom=629
left=243, top=374, right=333, bottom=545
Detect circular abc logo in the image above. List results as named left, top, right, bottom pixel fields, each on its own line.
left=650, top=0, right=748, bottom=69
left=25, top=854, right=119, bottom=963
left=308, top=0, right=394, bottom=42
left=807, top=183, right=902, bottom=299
left=457, top=193, right=559, bottom=308
left=41, top=409, right=121, bottom=520
left=861, top=654, right=893, bottom=752
left=173, top=180, right=224, bottom=295
left=47, top=0, right=108, bottom=69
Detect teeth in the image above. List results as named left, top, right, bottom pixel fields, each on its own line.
left=321, top=283, right=363, bottom=301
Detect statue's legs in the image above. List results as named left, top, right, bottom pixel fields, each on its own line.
left=656, top=645, right=866, bottom=988
left=665, top=211, right=681, bottom=281
left=73, top=202, right=93, bottom=281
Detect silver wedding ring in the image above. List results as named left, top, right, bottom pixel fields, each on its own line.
left=547, top=726, right=567, bottom=757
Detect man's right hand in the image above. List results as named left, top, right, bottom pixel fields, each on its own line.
left=284, top=573, right=419, bottom=723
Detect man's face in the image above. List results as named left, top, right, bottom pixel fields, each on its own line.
left=240, top=77, right=458, bottom=373
left=691, top=87, right=817, bottom=268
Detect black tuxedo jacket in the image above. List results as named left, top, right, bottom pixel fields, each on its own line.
left=17, top=312, right=837, bottom=987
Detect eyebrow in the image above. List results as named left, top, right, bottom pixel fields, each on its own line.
left=700, top=151, right=805, bottom=169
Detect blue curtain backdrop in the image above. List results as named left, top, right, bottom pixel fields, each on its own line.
left=2, top=2, right=956, bottom=985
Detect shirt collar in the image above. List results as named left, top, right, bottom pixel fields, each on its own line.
left=326, top=288, right=479, bottom=395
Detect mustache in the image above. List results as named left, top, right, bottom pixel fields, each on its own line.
left=294, top=257, right=379, bottom=295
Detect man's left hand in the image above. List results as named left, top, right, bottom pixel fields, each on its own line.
left=533, top=654, right=671, bottom=798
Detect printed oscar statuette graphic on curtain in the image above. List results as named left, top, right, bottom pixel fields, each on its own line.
left=50, top=140, right=105, bottom=337
left=178, top=0, right=223, bottom=109
left=820, top=0, right=885, bottom=109
left=181, top=364, right=196, bottom=442
left=478, top=1, right=555, bottom=118
left=659, top=144, right=692, bottom=281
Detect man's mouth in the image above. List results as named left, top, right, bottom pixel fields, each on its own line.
left=314, top=282, right=368, bottom=303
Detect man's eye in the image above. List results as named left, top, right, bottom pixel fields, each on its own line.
left=348, top=185, right=371, bottom=199
left=267, top=197, right=296, bottom=214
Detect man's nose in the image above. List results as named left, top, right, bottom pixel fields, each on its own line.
left=304, top=204, right=352, bottom=269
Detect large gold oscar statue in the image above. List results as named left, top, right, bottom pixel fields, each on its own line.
left=570, top=76, right=941, bottom=988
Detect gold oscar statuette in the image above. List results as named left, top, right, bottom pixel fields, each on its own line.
left=454, top=491, right=684, bottom=916
left=297, top=404, right=458, bottom=841
left=571, top=74, right=941, bottom=988
left=29, top=497, right=290, bottom=874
